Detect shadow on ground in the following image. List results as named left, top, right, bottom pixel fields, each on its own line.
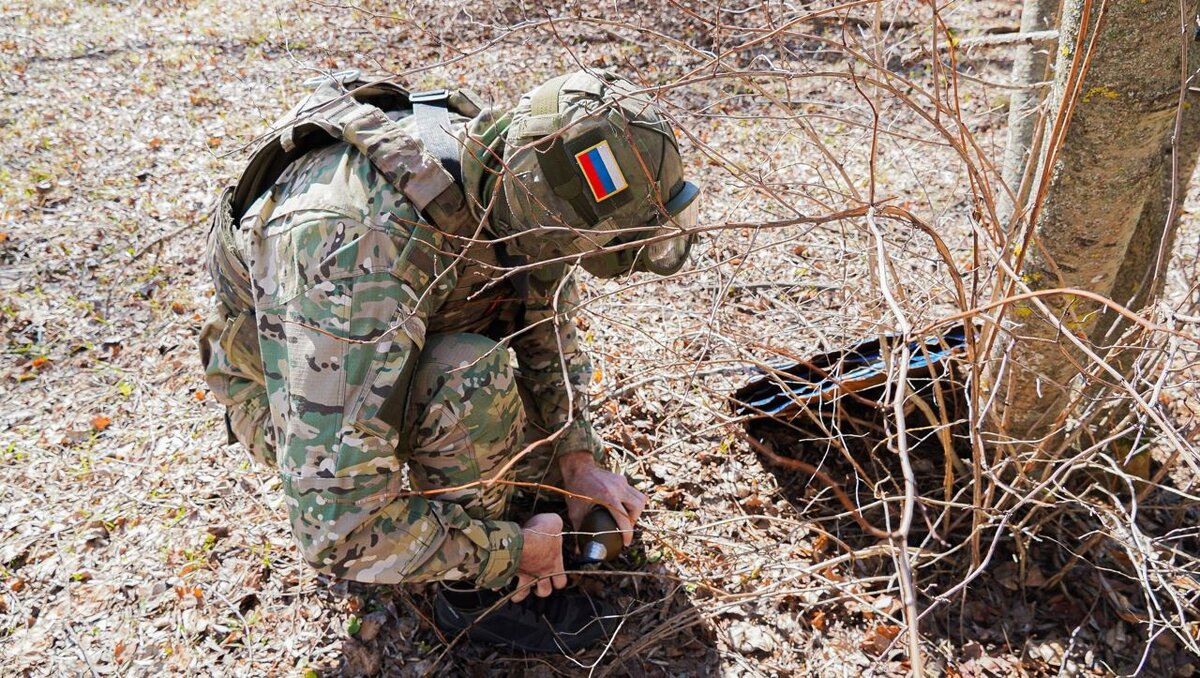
left=309, top=544, right=720, bottom=676
left=743, top=378, right=1200, bottom=676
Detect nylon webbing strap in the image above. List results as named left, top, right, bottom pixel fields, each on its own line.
left=411, top=90, right=463, bottom=186
left=494, top=241, right=530, bottom=319
left=321, top=98, right=476, bottom=241
left=328, top=97, right=476, bottom=240
left=529, top=74, right=570, bottom=117
left=338, top=105, right=453, bottom=213
left=230, top=78, right=479, bottom=245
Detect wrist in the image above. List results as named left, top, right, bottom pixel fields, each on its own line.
left=558, top=449, right=596, bottom=483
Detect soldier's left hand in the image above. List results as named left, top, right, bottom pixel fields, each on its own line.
left=559, top=452, right=648, bottom=546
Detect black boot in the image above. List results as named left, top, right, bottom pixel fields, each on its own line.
left=434, top=584, right=617, bottom=654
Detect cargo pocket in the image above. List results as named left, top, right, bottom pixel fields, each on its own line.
left=220, top=310, right=265, bottom=393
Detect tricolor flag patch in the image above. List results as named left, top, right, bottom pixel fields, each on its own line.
left=574, top=140, right=628, bottom=203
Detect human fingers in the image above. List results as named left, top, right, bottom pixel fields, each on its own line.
left=622, top=485, right=648, bottom=524
left=512, top=573, right=532, bottom=603
left=552, top=570, right=567, bottom=590
left=607, top=502, right=636, bottom=546
left=536, top=574, right=553, bottom=598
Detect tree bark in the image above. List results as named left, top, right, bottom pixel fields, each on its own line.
left=988, top=0, right=1200, bottom=447
left=996, top=0, right=1061, bottom=230
left=1093, top=90, right=1200, bottom=343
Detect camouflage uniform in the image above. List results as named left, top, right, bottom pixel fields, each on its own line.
left=199, top=108, right=603, bottom=590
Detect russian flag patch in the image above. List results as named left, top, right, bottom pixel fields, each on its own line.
left=574, top=140, right=628, bottom=203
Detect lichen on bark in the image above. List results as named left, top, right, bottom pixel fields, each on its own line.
left=988, top=0, right=1200, bottom=447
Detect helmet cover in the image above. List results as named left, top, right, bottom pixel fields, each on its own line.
left=497, top=69, right=700, bottom=277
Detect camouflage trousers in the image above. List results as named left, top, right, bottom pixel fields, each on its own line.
left=402, top=331, right=569, bottom=525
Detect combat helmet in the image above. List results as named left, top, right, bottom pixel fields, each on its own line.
left=495, top=69, right=701, bottom=277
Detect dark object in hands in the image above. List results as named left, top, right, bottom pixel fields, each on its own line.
left=575, top=506, right=623, bottom=564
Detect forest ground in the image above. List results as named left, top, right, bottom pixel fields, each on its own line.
left=2, top=0, right=1199, bottom=676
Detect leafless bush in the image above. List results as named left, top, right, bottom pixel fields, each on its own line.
left=4, top=0, right=1197, bottom=675
left=379, top=1, right=1200, bottom=673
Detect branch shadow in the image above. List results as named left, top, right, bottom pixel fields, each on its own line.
left=310, top=528, right=720, bottom=676
left=737, top=367, right=1200, bottom=675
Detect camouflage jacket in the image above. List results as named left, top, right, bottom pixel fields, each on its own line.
left=200, top=108, right=603, bottom=589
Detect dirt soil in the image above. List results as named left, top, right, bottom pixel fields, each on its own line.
left=2, top=0, right=1199, bottom=676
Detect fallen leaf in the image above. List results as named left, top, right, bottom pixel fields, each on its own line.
left=357, top=611, right=389, bottom=642
left=31, top=356, right=49, bottom=369
left=819, top=566, right=844, bottom=582
left=194, top=390, right=206, bottom=402
left=877, top=625, right=901, bottom=640
left=91, top=415, right=111, bottom=431
left=810, top=610, right=827, bottom=631
left=861, top=623, right=902, bottom=655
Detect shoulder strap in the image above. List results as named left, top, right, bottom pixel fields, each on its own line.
left=228, top=77, right=474, bottom=239
left=529, top=73, right=571, bottom=117
left=410, top=90, right=463, bottom=186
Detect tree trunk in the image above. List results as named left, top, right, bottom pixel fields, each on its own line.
left=1092, top=91, right=1200, bottom=344
left=987, top=0, right=1200, bottom=447
left=996, top=0, right=1060, bottom=230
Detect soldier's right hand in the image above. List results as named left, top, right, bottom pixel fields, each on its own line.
left=512, top=513, right=567, bottom=603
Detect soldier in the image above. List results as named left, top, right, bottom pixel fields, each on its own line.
left=199, top=69, right=700, bottom=653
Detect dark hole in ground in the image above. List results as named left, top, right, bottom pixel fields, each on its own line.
left=731, top=341, right=1200, bottom=675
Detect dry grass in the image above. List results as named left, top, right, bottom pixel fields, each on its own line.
left=2, top=0, right=1199, bottom=676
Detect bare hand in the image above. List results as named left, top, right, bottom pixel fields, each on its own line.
left=560, top=452, right=648, bottom=547
left=512, top=513, right=568, bottom=603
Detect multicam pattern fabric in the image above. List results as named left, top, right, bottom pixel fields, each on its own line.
left=199, top=108, right=602, bottom=590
